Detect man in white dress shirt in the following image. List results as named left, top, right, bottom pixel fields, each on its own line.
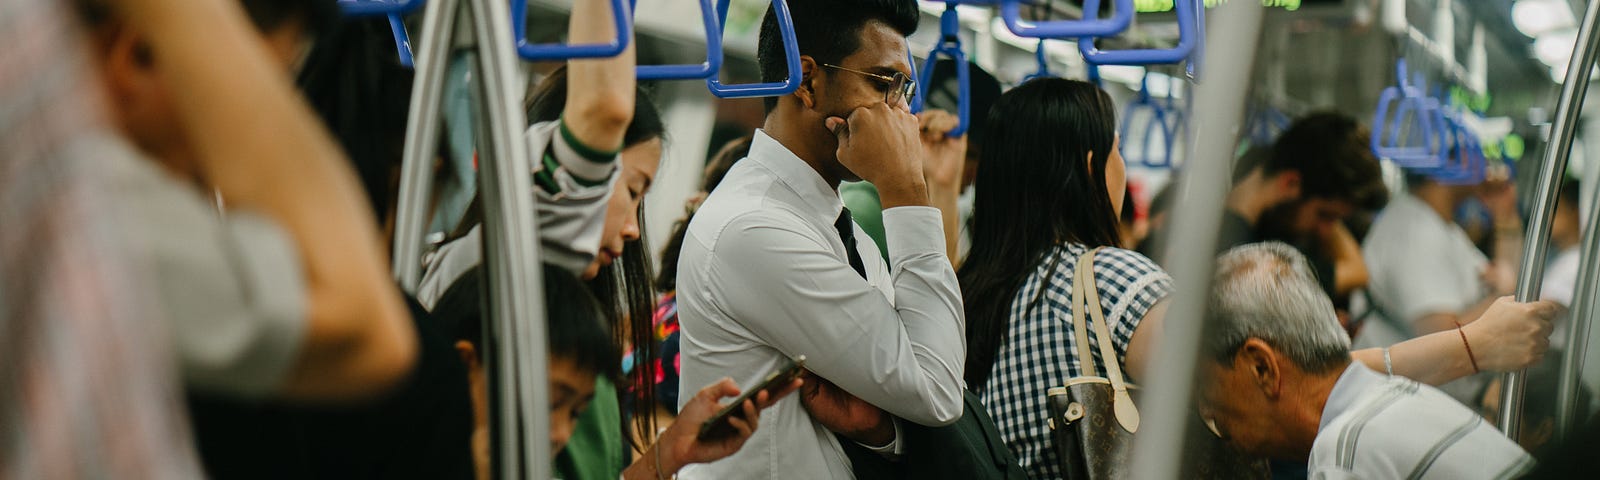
left=674, top=0, right=969, bottom=477
left=1199, top=243, right=1533, bottom=479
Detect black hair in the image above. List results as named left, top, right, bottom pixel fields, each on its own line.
left=1268, top=112, right=1389, bottom=210
left=925, top=59, right=1003, bottom=148
left=1231, top=145, right=1276, bottom=185
left=435, top=263, right=620, bottom=385
left=656, top=135, right=754, bottom=291
left=526, top=66, right=666, bottom=148
left=756, top=0, right=920, bottom=111
left=297, top=18, right=414, bottom=223
left=585, top=207, right=658, bottom=450
left=77, top=0, right=339, bottom=38
left=960, top=78, right=1123, bottom=388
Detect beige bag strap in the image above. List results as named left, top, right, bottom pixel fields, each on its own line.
left=1070, top=250, right=1096, bottom=378
left=1075, top=248, right=1141, bottom=434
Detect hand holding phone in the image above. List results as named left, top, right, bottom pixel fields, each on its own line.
left=697, top=355, right=807, bottom=441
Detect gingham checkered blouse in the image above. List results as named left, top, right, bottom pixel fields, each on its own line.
left=978, top=243, right=1173, bottom=479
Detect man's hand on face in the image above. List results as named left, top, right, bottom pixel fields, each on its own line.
left=826, top=103, right=928, bottom=208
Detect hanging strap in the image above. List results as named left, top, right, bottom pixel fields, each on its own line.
left=1072, top=248, right=1141, bottom=433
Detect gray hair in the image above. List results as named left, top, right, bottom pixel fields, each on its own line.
left=1205, top=242, right=1352, bottom=373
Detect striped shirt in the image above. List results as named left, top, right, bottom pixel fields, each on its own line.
left=1309, top=363, right=1533, bottom=479
left=980, top=243, right=1173, bottom=479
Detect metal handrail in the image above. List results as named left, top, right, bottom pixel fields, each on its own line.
left=1505, top=0, right=1600, bottom=442
left=1557, top=155, right=1600, bottom=443
left=1130, top=1, right=1265, bottom=478
left=512, top=0, right=632, bottom=61
left=706, top=0, right=801, bottom=98
left=999, top=0, right=1134, bottom=39
left=636, top=0, right=723, bottom=80
left=911, top=3, right=970, bottom=137
left=1077, top=0, right=1200, bottom=66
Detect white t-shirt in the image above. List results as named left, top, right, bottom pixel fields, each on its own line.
left=1357, top=193, right=1488, bottom=346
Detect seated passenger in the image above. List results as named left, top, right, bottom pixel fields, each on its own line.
left=433, top=264, right=799, bottom=480
left=960, top=78, right=1560, bottom=478
left=78, top=0, right=416, bottom=400
left=1199, top=243, right=1533, bottom=479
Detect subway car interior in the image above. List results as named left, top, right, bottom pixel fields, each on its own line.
left=9, top=0, right=1600, bottom=478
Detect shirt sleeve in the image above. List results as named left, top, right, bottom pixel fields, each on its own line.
left=525, top=120, right=619, bottom=275
left=707, top=206, right=966, bottom=427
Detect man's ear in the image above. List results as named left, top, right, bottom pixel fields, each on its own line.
left=1275, top=170, right=1303, bottom=201
left=100, top=27, right=156, bottom=105
left=795, top=55, right=820, bottom=110
left=1238, top=338, right=1282, bottom=399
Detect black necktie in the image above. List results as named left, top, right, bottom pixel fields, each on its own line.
left=834, top=208, right=868, bottom=280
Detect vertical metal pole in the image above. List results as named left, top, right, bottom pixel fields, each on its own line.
left=1558, top=175, right=1600, bottom=442
left=1129, top=1, right=1264, bottom=479
left=468, top=0, right=551, bottom=478
left=1502, top=0, right=1600, bottom=441
left=391, top=0, right=458, bottom=291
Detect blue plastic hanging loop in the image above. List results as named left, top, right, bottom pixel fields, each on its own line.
left=338, top=0, right=425, bottom=17
left=910, top=3, right=970, bottom=137
left=636, top=0, right=723, bottom=80
left=1023, top=39, right=1054, bottom=82
left=512, top=0, right=632, bottom=61
left=706, top=0, right=801, bottom=98
left=1078, top=0, right=1199, bottom=65
left=999, top=0, right=1134, bottom=39
left=387, top=14, right=415, bottom=68
left=1371, top=59, right=1448, bottom=168
left=1119, top=75, right=1177, bottom=169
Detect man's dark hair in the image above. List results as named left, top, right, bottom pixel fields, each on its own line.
left=756, top=0, right=920, bottom=110
left=78, top=0, right=339, bottom=37
left=435, top=264, right=620, bottom=385
left=925, top=59, right=1003, bottom=148
left=1268, top=112, right=1389, bottom=210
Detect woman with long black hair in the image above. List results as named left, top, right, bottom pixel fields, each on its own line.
left=960, top=78, right=1172, bottom=479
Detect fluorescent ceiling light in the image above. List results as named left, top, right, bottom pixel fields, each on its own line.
left=1514, top=0, right=1577, bottom=38
left=1535, top=29, right=1577, bottom=68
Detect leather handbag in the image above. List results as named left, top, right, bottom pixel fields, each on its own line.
left=1045, top=248, right=1268, bottom=479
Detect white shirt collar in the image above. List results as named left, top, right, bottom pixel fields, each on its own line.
left=749, top=129, right=843, bottom=222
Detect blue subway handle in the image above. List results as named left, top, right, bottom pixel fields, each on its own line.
left=1023, top=39, right=1055, bottom=82
left=1000, top=0, right=1134, bottom=39
left=513, top=0, right=632, bottom=61
left=1118, top=76, right=1176, bottom=168
left=1371, top=59, right=1447, bottom=168
left=636, top=0, right=722, bottom=80
left=338, top=0, right=424, bottom=16
left=1078, top=0, right=1199, bottom=65
left=1422, top=111, right=1486, bottom=185
left=388, top=14, right=415, bottom=69
left=911, top=4, right=970, bottom=137
left=706, top=0, right=800, bottom=98
left=1185, top=0, right=1204, bottom=80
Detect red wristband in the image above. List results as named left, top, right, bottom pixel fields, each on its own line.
left=1454, top=320, right=1480, bottom=374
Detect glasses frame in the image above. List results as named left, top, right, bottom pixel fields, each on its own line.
left=819, top=63, right=917, bottom=107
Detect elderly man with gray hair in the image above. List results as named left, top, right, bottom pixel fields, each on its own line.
left=1198, top=242, right=1534, bottom=479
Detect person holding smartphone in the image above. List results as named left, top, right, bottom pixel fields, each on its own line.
left=673, top=0, right=970, bottom=478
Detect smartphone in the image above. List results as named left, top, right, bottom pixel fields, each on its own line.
left=697, top=355, right=807, bottom=441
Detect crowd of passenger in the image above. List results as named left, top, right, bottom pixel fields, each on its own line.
left=3, top=0, right=1599, bottom=478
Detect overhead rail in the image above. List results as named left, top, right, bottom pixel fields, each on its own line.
left=999, top=0, right=1134, bottom=39
left=635, top=0, right=723, bottom=80
left=338, top=0, right=422, bottom=68
left=1078, top=0, right=1200, bottom=66
left=512, top=0, right=632, bottom=61
left=912, top=2, right=971, bottom=137
left=706, top=0, right=801, bottom=98
left=1512, top=0, right=1600, bottom=443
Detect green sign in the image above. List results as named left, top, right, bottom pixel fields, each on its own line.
left=1135, top=0, right=1301, bottom=12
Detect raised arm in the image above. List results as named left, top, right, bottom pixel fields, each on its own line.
left=117, top=0, right=414, bottom=399
left=562, top=0, right=637, bottom=153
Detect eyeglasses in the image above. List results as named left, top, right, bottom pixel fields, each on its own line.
left=820, top=63, right=917, bottom=107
